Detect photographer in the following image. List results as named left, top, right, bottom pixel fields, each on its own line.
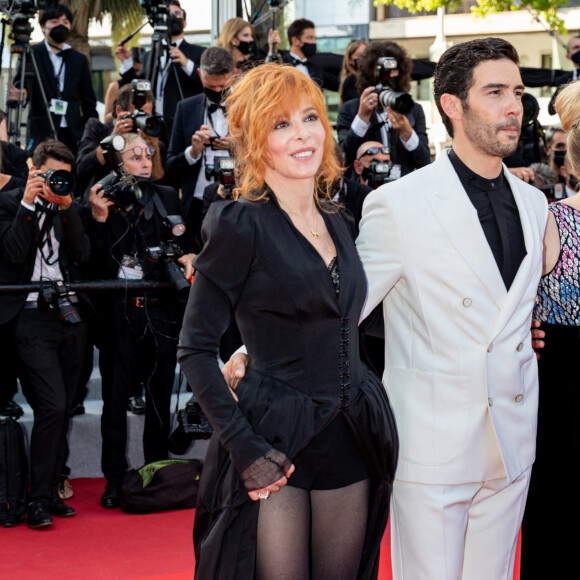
left=0, top=139, right=90, bottom=528
left=337, top=40, right=431, bottom=177
left=76, top=83, right=165, bottom=197
left=116, top=0, right=204, bottom=134
left=86, top=132, right=195, bottom=509
left=10, top=4, right=98, bottom=154
left=167, top=46, right=234, bottom=252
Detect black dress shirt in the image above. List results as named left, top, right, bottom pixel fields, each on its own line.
left=448, top=149, right=526, bottom=290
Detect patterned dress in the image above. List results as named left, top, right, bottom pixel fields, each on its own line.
left=534, top=201, right=580, bottom=325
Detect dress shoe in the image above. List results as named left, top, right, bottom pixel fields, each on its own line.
left=50, top=497, right=76, bottom=517
left=101, top=481, right=120, bottom=509
left=27, top=501, right=53, bottom=529
left=0, top=399, right=24, bottom=419
left=127, top=396, right=146, bottom=415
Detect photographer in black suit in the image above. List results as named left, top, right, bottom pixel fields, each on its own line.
left=336, top=41, right=430, bottom=177
left=166, top=47, right=234, bottom=252
left=281, top=18, right=339, bottom=92
left=116, top=0, right=204, bottom=134
left=11, top=5, right=98, bottom=154
left=86, top=132, right=195, bottom=509
left=0, top=140, right=90, bottom=528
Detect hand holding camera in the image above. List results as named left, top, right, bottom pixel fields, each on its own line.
left=24, top=166, right=75, bottom=210
left=358, top=86, right=379, bottom=124
left=113, top=112, right=134, bottom=135
left=191, top=125, right=214, bottom=157
left=89, top=183, right=116, bottom=223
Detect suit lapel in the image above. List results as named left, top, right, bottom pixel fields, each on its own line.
left=36, top=43, right=60, bottom=98
left=425, top=152, right=507, bottom=307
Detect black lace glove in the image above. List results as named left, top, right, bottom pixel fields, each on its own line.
left=240, top=448, right=293, bottom=492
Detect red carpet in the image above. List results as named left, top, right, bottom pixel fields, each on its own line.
left=1, top=478, right=520, bottom=579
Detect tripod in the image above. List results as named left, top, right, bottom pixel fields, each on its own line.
left=2, top=19, right=57, bottom=148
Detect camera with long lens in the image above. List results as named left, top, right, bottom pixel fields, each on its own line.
left=375, top=56, right=414, bottom=116
left=40, top=280, right=82, bottom=324
left=167, top=397, right=213, bottom=455
left=97, top=172, right=143, bottom=211
left=145, top=233, right=191, bottom=297
left=363, top=161, right=395, bottom=189
left=36, top=168, right=76, bottom=196
left=131, top=79, right=164, bottom=138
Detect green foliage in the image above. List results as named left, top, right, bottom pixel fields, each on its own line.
left=374, top=0, right=569, bottom=32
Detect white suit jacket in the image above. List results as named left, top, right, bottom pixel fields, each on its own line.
left=356, top=151, right=548, bottom=485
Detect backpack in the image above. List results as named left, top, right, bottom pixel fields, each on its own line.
left=0, top=418, right=28, bottom=527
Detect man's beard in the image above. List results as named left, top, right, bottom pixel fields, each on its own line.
left=463, top=109, right=521, bottom=159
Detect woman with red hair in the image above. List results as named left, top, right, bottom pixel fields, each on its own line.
left=178, top=64, right=397, bottom=580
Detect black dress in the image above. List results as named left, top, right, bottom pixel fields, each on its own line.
left=177, top=190, right=398, bottom=580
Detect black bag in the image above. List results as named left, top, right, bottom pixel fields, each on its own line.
left=0, top=418, right=28, bottom=527
left=119, top=459, right=203, bottom=514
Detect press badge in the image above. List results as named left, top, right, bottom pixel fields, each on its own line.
left=118, top=255, right=144, bottom=280
left=49, top=98, right=68, bottom=115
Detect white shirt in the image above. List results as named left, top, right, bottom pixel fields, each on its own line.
left=44, top=39, right=71, bottom=128
left=350, top=109, right=419, bottom=153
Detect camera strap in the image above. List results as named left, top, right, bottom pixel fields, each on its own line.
left=33, top=205, right=59, bottom=266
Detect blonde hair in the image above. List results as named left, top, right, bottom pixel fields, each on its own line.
left=215, top=18, right=253, bottom=59
left=555, top=81, right=580, bottom=172
left=226, top=63, right=342, bottom=202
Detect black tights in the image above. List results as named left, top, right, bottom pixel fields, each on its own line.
left=255, top=479, right=370, bottom=580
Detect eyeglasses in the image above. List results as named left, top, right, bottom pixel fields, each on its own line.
left=170, top=9, right=184, bottom=18
left=122, top=145, right=156, bottom=158
left=357, top=147, right=390, bottom=161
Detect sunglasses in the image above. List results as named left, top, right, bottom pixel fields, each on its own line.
left=122, top=145, right=156, bottom=158
left=357, top=147, right=390, bottom=161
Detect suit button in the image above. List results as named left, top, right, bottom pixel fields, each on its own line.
left=463, top=298, right=472, bottom=307
left=514, top=394, right=523, bottom=403
left=488, top=397, right=494, bottom=406
left=487, top=344, right=494, bottom=353
left=516, top=343, right=524, bottom=352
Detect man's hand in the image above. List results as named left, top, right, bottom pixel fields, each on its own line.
left=9, top=84, right=27, bottom=102
left=169, top=44, right=188, bottom=68
left=89, top=183, right=115, bottom=223
left=115, top=42, right=131, bottom=62
left=531, top=319, right=545, bottom=360
left=508, top=167, right=534, bottom=183
left=387, top=107, right=412, bottom=142
left=178, top=253, right=195, bottom=280
left=23, top=166, right=45, bottom=206
left=357, top=86, right=379, bottom=124
left=112, top=112, right=134, bottom=135
left=221, top=352, right=249, bottom=392
left=211, top=136, right=231, bottom=151
left=191, top=125, right=214, bottom=158
left=268, top=28, right=281, bottom=51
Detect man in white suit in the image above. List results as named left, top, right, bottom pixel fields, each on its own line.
left=356, top=38, right=548, bottom=579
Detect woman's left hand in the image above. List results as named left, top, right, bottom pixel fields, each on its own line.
left=248, top=464, right=295, bottom=502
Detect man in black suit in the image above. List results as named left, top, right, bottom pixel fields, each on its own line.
left=116, top=0, right=204, bottom=134
left=281, top=18, right=339, bottom=92
left=166, top=47, right=234, bottom=252
left=11, top=5, right=97, bottom=154
left=337, top=41, right=431, bottom=178
left=0, top=140, right=90, bottom=528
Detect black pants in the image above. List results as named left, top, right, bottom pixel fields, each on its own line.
left=0, top=320, right=19, bottom=403
left=99, top=296, right=180, bottom=483
left=521, top=323, right=580, bottom=579
left=14, top=308, right=86, bottom=502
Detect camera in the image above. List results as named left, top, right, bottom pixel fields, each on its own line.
left=205, top=156, right=234, bottom=182
left=97, top=173, right=143, bottom=210
left=363, top=161, right=395, bottom=189
left=40, top=280, right=82, bottom=324
left=145, top=240, right=191, bottom=296
left=375, top=56, right=414, bottom=116
left=131, top=80, right=164, bottom=138
left=537, top=182, right=565, bottom=202
left=36, top=169, right=76, bottom=197
left=1, top=0, right=59, bottom=43
left=167, top=397, right=213, bottom=455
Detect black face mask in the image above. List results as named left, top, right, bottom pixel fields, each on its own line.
left=353, top=59, right=359, bottom=71
left=553, top=150, right=567, bottom=168
left=236, top=40, right=255, bottom=55
left=169, top=16, right=184, bottom=36
left=49, top=25, right=69, bottom=44
left=204, top=87, right=225, bottom=105
left=572, top=51, right=580, bottom=66
left=301, top=42, right=317, bottom=58
left=569, top=174, right=579, bottom=191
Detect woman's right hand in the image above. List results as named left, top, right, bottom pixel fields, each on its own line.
left=248, top=463, right=295, bottom=502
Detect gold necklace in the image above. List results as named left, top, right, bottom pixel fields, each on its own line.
left=280, top=202, right=320, bottom=238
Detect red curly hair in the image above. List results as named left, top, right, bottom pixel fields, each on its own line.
left=226, top=63, right=341, bottom=202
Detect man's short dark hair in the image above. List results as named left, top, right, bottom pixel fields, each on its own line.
left=39, top=4, right=73, bottom=27
left=287, top=18, right=315, bottom=44
left=433, top=37, right=520, bottom=138
left=112, top=84, right=153, bottom=118
left=200, top=47, right=234, bottom=76
left=356, top=40, right=413, bottom=95
left=32, top=139, right=75, bottom=168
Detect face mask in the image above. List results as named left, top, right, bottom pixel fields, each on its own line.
left=553, top=150, right=567, bottom=168
left=572, top=51, right=580, bottom=66
left=49, top=25, right=69, bottom=44
left=204, top=87, right=225, bottom=104
left=236, top=40, right=255, bottom=55
left=301, top=42, right=317, bottom=58
left=352, top=59, right=359, bottom=70
left=569, top=174, right=579, bottom=191
left=169, top=16, right=184, bottom=36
